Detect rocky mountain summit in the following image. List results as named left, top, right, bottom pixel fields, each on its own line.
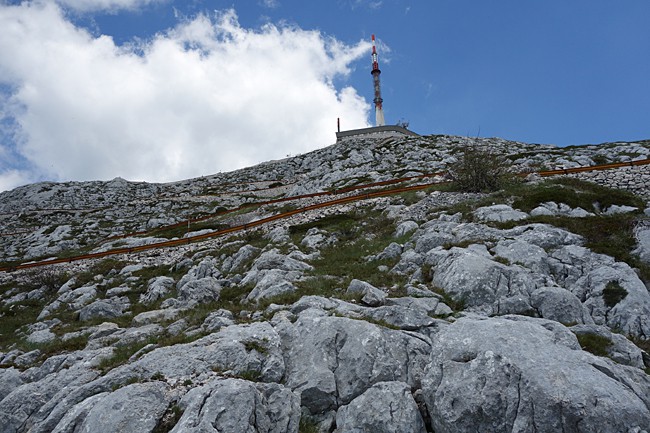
left=1, top=134, right=650, bottom=433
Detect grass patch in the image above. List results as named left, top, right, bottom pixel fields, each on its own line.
left=97, top=340, right=151, bottom=372
left=430, top=286, right=466, bottom=312
left=576, top=333, right=612, bottom=357
left=29, top=334, right=90, bottom=358
left=299, top=416, right=320, bottom=433
left=0, top=298, right=46, bottom=351
left=357, top=316, right=400, bottom=330
left=98, top=332, right=204, bottom=373
left=243, top=340, right=268, bottom=354
left=237, top=369, right=262, bottom=381
left=289, top=213, right=358, bottom=240
left=73, top=258, right=129, bottom=288
left=147, top=220, right=230, bottom=240
left=522, top=214, right=648, bottom=283
left=152, top=403, right=184, bottom=433
left=285, top=209, right=408, bottom=297
left=510, top=177, right=644, bottom=213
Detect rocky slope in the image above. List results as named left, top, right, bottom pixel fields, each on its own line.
left=1, top=134, right=649, bottom=433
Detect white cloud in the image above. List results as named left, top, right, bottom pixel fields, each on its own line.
left=0, top=3, right=371, bottom=190
left=0, top=169, right=32, bottom=193
left=259, top=0, right=280, bottom=9
left=55, top=0, right=165, bottom=13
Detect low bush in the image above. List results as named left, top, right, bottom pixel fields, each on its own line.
left=602, top=281, right=628, bottom=308
left=447, top=145, right=510, bottom=193
left=576, top=333, right=612, bottom=357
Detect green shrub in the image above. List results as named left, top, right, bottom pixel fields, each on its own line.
left=243, top=340, right=268, bottom=354
left=237, top=369, right=261, bottom=382
left=602, top=282, right=627, bottom=308
left=510, top=178, right=644, bottom=213
left=299, top=417, right=320, bottom=433
left=98, top=341, right=151, bottom=372
left=447, top=145, right=509, bottom=193
left=576, top=333, right=612, bottom=357
left=152, top=403, right=183, bottom=433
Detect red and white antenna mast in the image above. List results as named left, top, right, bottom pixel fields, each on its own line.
left=371, top=34, right=385, bottom=126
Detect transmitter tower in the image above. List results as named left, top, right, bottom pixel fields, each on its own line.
left=371, top=34, right=385, bottom=127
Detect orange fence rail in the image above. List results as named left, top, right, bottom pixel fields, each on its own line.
left=1, top=158, right=648, bottom=272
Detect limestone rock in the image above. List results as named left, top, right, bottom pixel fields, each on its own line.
left=394, top=220, right=419, bottom=238
left=202, top=309, right=235, bottom=332
left=530, top=286, right=594, bottom=325
left=176, top=277, right=222, bottom=306
left=278, top=309, right=431, bottom=414
left=127, top=322, right=284, bottom=383
left=301, top=228, right=329, bottom=250
left=66, top=382, right=172, bottom=433
left=27, top=329, right=57, bottom=344
left=334, top=381, right=426, bottom=433
left=376, top=242, right=403, bottom=261
left=473, top=204, right=528, bottom=222
left=605, top=204, right=638, bottom=215
left=170, top=378, right=299, bottom=433
left=548, top=245, right=650, bottom=338
left=223, top=244, right=261, bottom=273
left=385, top=296, right=448, bottom=316
left=346, top=279, right=386, bottom=307
left=634, top=226, right=650, bottom=264
left=132, top=309, right=181, bottom=326
left=492, top=239, right=550, bottom=274
left=139, top=276, right=174, bottom=305
left=253, top=249, right=313, bottom=272
left=530, top=201, right=595, bottom=218
left=0, top=367, right=23, bottom=401
left=427, top=246, right=537, bottom=315
left=79, top=297, right=129, bottom=322
left=422, top=315, right=650, bottom=433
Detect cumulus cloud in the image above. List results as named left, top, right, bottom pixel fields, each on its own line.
left=0, top=3, right=371, bottom=191
left=55, top=0, right=165, bottom=13
left=259, top=0, right=280, bottom=9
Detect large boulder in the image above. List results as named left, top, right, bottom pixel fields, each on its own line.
left=492, top=239, right=551, bottom=274
left=176, top=277, right=222, bottom=306
left=0, top=368, right=23, bottom=402
left=126, top=322, right=285, bottom=383
left=139, top=276, right=174, bottom=305
left=473, top=204, right=528, bottom=223
left=245, top=269, right=299, bottom=303
left=277, top=309, right=431, bottom=414
left=78, top=297, right=129, bottom=322
left=422, top=315, right=650, bottom=433
left=252, top=249, right=313, bottom=272
left=634, top=226, right=650, bottom=264
left=346, top=279, right=386, bottom=307
left=176, top=258, right=221, bottom=290
left=530, top=286, right=594, bottom=325
left=427, top=245, right=537, bottom=315
left=0, top=357, right=101, bottom=433
left=221, top=244, right=261, bottom=274
left=56, top=382, right=173, bottom=433
left=170, top=378, right=299, bottom=433
left=334, top=381, right=426, bottom=433
left=548, top=245, right=650, bottom=338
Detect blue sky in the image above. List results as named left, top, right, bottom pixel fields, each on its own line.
left=0, top=0, right=649, bottom=191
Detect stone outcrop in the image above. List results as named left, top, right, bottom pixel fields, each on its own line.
left=0, top=134, right=648, bottom=433
left=422, top=315, right=650, bottom=433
